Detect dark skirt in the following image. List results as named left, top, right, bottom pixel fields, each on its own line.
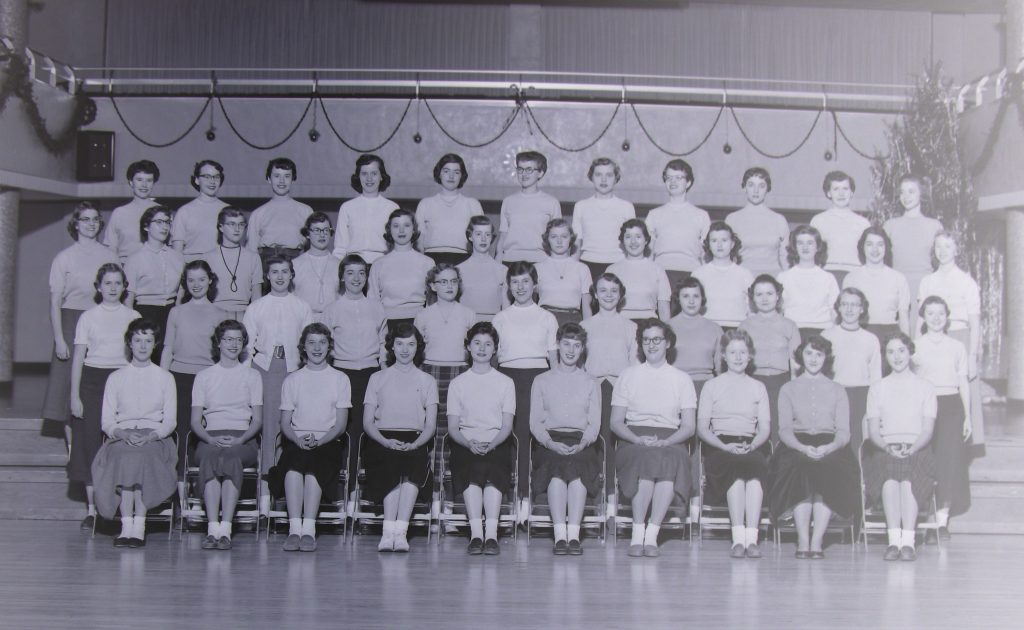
left=866, top=323, right=900, bottom=349
left=702, top=434, right=770, bottom=504
left=426, top=251, right=470, bottom=267
left=134, top=303, right=172, bottom=365
left=499, top=366, right=546, bottom=499
left=41, top=308, right=84, bottom=422
left=541, top=305, right=583, bottom=327
left=68, top=365, right=117, bottom=484
left=91, top=432, right=178, bottom=520
left=664, top=270, right=692, bottom=293
left=193, top=430, right=258, bottom=489
left=449, top=438, right=513, bottom=496
left=531, top=429, right=602, bottom=496
left=753, top=371, right=790, bottom=445
left=933, top=394, right=971, bottom=516
left=599, top=379, right=614, bottom=454
left=339, top=365, right=378, bottom=489
left=862, top=443, right=936, bottom=507
left=615, top=426, right=692, bottom=504
left=255, top=356, right=288, bottom=474
left=845, top=385, right=869, bottom=452
left=582, top=261, right=611, bottom=286
left=768, top=433, right=860, bottom=519
left=360, top=429, right=432, bottom=502
left=171, top=371, right=197, bottom=474
left=267, top=436, right=345, bottom=502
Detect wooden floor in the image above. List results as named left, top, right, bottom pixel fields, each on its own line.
left=1, top=522, right=1022, bottom=629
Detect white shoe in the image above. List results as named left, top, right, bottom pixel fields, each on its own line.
left=393, top=535, right=410, bottom=553
left=378, top=534, right=395, bottom=552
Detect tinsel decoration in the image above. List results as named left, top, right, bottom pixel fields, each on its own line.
left=870, top=64, right=1000, bottom=378
left=0, top=52, right=94, bottom=155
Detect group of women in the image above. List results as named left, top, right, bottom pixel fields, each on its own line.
left=43, top=151, right=980, bottom=562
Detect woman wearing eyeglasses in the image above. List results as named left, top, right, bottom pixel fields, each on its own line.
left=43, top=202, right=119, bottom=435
left=610, top=318, right=697, bottom=557
left=171, top=160, right=229, bottom=262
left=292, top=213, right=341, bottom=323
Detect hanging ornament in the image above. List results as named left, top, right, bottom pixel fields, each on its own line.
left=723, top=143, right=732, bottom=154
left=413, top=83, right=423, bottom=144
left=308, top=75, right=320, bottom=142
left=824, top=149, right=833, bottom=161
left=413, top=132, right=422, bottom=144
left=205, top=74, right=217, bottom=142
left=621, top=140, right=631, bottom=152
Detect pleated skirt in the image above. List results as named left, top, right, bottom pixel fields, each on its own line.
left=702, top=434, right=770, bottom=505
left=531, top=429, right=602, bottom=496
left=91, top=432, right=178, bottom=520
left=615, top=426, right=692, bottom=504
left=360, top=429, right=432, bottom=502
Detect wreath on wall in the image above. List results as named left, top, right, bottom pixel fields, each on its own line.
left=0, top=48, right=96, bottom=155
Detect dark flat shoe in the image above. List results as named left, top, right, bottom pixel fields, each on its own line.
left=883, top=545, right=900, bottom=561
left=627, top=544, right=644, bottom=558
left=201, top=535, right=218, bottom=550
left=899, top=546, right=916, bottom=561
left=730, top=544, right=746, bottom=559
left=795, top=550, right=810, bottom=559
left=567, top=539, right=583, bottom=556
left=282, top=534, right=300, bottom=552
left=113, top=536, right=130, bottom=548
left=127, top=537, right=145, bottom=548
left=745, top=544, right=762, bottom=559
left=216, top=536, right=232, bottom=551
left=80, top=515, right=96, bottom=531
left=809, top=551, right=825, bottom=560
left=467, top=538, right=484, bottom=556
left=553, top=540, right=569, bottom=556
left=483, top=538, right=500, bottom=555
left=938, top=526, right=951, bottom=541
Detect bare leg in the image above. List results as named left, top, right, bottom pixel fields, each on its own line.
left=383, top=485, right=401, bottom=522
left=566, top=479, right=586, bottom=529
left=744, top=479, right=763, bottom=528
left=881, top=480, right=901, bottom=530
left=463, top=484, right=483, bottom=522
left=548, top=478, right=568, bottom=526
left=899, top=481, right=918, bottom=531
left=726, top=479, right=746, bottom=527
left=302, top=474, right=322, bottom=520
left=632, top=479, right=654, bottom=525
left=793, top=500, right=812, bottom=551
left=203, top=479, right=222, bottom=523
left=810, top=496, right=832, bottom=552
left=648, top=480, right=674, bottom=527
left=396, top=482, right=418, bottom=523
left=118, top=488, right=133, bottom=518
left=284, top=471, right=304, bottom=520
left=220, top=480, right=240, bottom=524
left=483, top=486, right=502, bottom=539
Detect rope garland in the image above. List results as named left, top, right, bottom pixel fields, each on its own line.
left=630, top=103, right=725, bottom=156
left=831, top=110, right=890, bottom=160
left=109, top=95, right=211, bottom=148
left=422, top=98, right=521, bottom=148
left=216, top=95, right=313, bottom=151
left=524, top=101, right=621, bottom=153
left=317, top=96, right=412, bottom=153
left=729, top=106, right=822, bottom=159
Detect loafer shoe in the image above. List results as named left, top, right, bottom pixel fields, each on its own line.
left=216, top=536, right=232, bottom=551
left=201, top=535, right=218, bottom=550
left=553, top=540, right=569, bottom=556
left=899, top=546, right=916, bottom=561
left=730, top=544, right=746, bottom=559
left=113, top=536, right=130, bottom=548
left=282, top=534, right=301, bottom=552
left=467, top=537, right=484, bottom=555
left=80, top=515, right=96, bottom=531
left=567, top=539, right=583, bottom=556
left=483, top=538, right=500, bottom=555
left=883, top=545, right=900, bottom=561
left=627, top=544, right=644, bottom=558
left=299, top=535, right=317, bottom=552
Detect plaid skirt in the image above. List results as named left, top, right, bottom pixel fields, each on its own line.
left=531, top=430, right=602, bottom=497
left=360, top=429, right=432, bottom=502
left=862, top=443, right=936, bottom=507
left=615, top=426, right=692, bottom=504
left=702, top=434, right=771, bottom=505
left=91, top=432, right=178, bottom=520
left=768, top=433, right=860, bottom=519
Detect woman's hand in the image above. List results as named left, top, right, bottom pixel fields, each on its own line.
left=888, top=443, right=909, bottom=459
left=726, top=442, right=749, bottom=455
left=470, top=439, right=490, bottom=456
left=637, top=434, right=659, bottom=447
left=300, top=433, right=318, bottom=450
left=70, top=396, right=84, bottom=418
left=54, top=339, right=70, bottom=361
left=963, top=416, right=973, bottom=441
left=215, top=435, right=238, bottom=448
left=387, top=438, right=410, bottom=451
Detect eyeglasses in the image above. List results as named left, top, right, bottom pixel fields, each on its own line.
left=197, top=174, right=222, bottom=181
left=641, top=337, right=666, bottom=347
left=77, top=217, right=101, bottom=224
left=308, top=227, right=333, bottom=236
left=433, top=279, right=459, bottom=287
left=516, top=167, right=539, bottom=175
left=149, top=218, right=171, bottom=226
left=222, top=221, right=246, bottom=229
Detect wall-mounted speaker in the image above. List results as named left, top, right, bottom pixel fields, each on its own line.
left=76, top=131, right=115, bottom=182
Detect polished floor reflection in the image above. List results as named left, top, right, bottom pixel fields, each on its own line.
left=1, top=521, right=1021, bottom=629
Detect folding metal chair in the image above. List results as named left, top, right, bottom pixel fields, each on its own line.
left=91, top=433, right=178, bottom=540
left=265, top=433, right=350, bottom=541
left=857, top=442, right=940, bottom=549
left=350, top=433, right=435, bottom=543
left=611, top=437, right=694, bottom=544
left=526, top=435, right=607, bottom=544
left=179, top=431, right=261, bottom=538
left=437, top=433, right=518, bottom=541
left=696, top=441, right=774, bottom=544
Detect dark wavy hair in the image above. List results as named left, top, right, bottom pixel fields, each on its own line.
left=433, top=153, right=469, bottom=188
left=918, top=295, right=951, bottom=335
left=93, top=263, right=128, bottom=304
left=464, top=215, right=495, bottom=253
left=123, top=317, right=157, bottom=362
left=298, top=322, right=333, bottom=367
left=662, top=158, right=694, bottom=190
left=264, top=255, right=296, bottom=292
left=66, top=201, right=104, bottom=241
left=385, top=321, right=426, bottom=367
left=618, top=218, right=652, bottom=258
left=216, top=206, right=247, bottom=246
left=425, top=263, right=462, bottom=305
left=672, top=276, right=708, bottom=316
left=210, top=319, right=249, bottom=363
left=180, top=259, right=218, bottom=303
left=786, top=224, right=828, bottom=268
left=793, top=335, right=835, bottom=379
left=741, top=166, right=772, bottom=192
left=857, top=225, right=893, bottom=267
left=127, top=159, right=160, bottom=183
left=464, top=321, right=499, bottom=363
left=265, top=156, right=297, bottom=180
left=588, top=157, right=621, bottom=183
left=350, top=154, right=391, bottom=193
left=822, top=170, right=855, bottom=195
left=191, top=159, right=225, bottom=192
left=338, top=254, right=369, bottom=296
left=300, top=212, right=334, bottom=251
left=590, top=272, right=627, bottom=313
left=702, top=221, right=742, bottom=264
left=635, top=318, right=676, bottom=364
left=747, top=274, right=784, bottom=313
left=556, top=322, right=589, bottom=366
left=541, top=217, right=578, bottom=256
left=505, top=261, right=538, bottom=304
left=383, top=208, right=420, bottom=251
left=139, top=205, right=172, bottom=243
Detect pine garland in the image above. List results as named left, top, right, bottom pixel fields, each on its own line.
left=0, top=52, right=95, bottom=155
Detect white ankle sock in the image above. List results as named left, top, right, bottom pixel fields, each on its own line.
left=936, top=508, right=950, bottom=528
left=553, top=523, right=567, bottom=542
left=644, top=524, right=660, bottom=546
left=731, top=525, right=745, bottom=546
left=395, top=520, right=409, bottom=537
left=207, top=521, right=219, bottom=537
left=745, top=527, right=758, bottom=546
left=630, top=523, right=646, bottom=546
left=381, top=520, right=395, bottom=537
left=301, top=518, right=316, bottom=538
left=132, top=516, right=145, bottom=539
left=119, top=516, right=132, bottom=538
left=222, top=522, right=232, bottom=538
left=567, top=524, right=581, bottom=541
left=87, top=505, right=97, bottom=517
left=259, top=495, right=270, bottom=516
left=484, top=518, right=498, bottom=540
left=288, top=518, right=301, bottom=536
left=901, top=529, right=916, bottom=549
left=606, top=499, right=617, bottom=519
left=469, top=518, right=483, bottom=539
left=887, top=528, right=901, bottom=546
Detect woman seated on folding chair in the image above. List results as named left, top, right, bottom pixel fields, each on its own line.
left=268, top=323, right=351, bottom=553
left=362, top=322, right=438, bottom=553
left=768, top=335, right=859, bottom=559
left=529, top=322, right=602, bottom=556
left=611, top=318, right=697, bottom=559
left=697, top=328, right=772, bottom=560
left=190, top=320, right=263, bottom=550
left=446, top=322, right=516, bottom=556
left=864, top=332, right=937, bottom=562
left=92, top=318, right=178, bottom=548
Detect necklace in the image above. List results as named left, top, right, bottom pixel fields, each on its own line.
left=219, top=245, right=241, bottom=292
left=551, top=258, right=571, bottom=280
left=307, top=255, right=331, bottom=305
